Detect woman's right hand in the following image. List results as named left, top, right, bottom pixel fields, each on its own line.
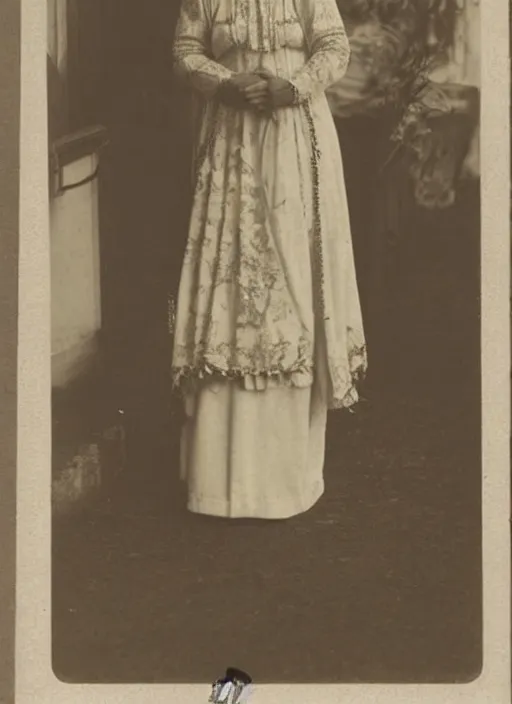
left=217, top=74, right=268, bottom=111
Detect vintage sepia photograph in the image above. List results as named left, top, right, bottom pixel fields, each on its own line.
left=48, top=0, right=482, bottom=685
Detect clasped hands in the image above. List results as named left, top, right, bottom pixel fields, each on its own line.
left=218, top=70, right=297, bottom=113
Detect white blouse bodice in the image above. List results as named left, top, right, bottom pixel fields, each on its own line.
left=209, top=0, right=306, bottom=58
left=174, top=0, right=351, bottom=101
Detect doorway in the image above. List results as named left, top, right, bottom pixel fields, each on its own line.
left=62, top=1, right=192, bottom=474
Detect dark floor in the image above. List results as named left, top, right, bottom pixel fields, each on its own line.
left=52, top=378, right=482, bottom=685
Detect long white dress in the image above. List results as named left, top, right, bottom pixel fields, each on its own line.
left=172, top=0, right=367, bottom=519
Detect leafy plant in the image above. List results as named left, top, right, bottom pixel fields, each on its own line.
left=374, top=26, right=453, bottom=170
left=336, top=0, right=460, bottom=177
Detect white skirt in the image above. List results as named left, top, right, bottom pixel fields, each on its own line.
left=179, top=331, right=329, bottom=519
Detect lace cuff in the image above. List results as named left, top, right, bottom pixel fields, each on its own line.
left=173, top=0, right=235, bottom=98
left=289, top=0, right=351, bottom=102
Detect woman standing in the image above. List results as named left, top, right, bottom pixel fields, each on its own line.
left=172, top=0, right=367, bottom=519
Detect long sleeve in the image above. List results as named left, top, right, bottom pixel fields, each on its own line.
left=290, top=0, right=351, bottom=102
left=173, top=0, right=234, bottom=98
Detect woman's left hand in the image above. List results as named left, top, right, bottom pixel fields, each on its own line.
left=266, top=77, right=297, bottom=108
left=243, top=73, right=297, bottom=111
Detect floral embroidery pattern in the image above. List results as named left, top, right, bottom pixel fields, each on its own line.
left=172, top=0, right=367, bottom=409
